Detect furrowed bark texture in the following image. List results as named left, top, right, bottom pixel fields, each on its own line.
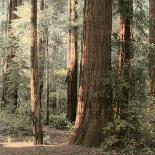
left=69, top=0, right=112, bottom=147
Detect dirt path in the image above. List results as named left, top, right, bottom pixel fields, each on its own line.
left=0, top=127, right=114, bottom=155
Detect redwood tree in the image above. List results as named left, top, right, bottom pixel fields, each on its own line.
left=66, top=0, right=78, bottom=122
left=69, top=0, right=112, bottom=146
left=30, top=0, right=43, bottom=145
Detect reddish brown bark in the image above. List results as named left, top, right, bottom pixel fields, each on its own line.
left=69, top=0, right=112, bottom=146
left=66, top=0, right=78, bottom=122
left=30, top=0, right=43, bottom=145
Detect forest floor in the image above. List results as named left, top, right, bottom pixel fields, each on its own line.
left=0, top=125, right=117, bottom=155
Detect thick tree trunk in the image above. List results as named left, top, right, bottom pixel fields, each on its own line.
left=149, top=0, right=155, bottom=103
left=30, top=0, right=43, bottom=145
left=117, top=0, right=133, bottom=117
left=69, top=0, right=112, bottom=147
left=66, top=0, right=78, bottom=122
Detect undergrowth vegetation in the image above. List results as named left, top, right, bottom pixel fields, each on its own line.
left=48, top=113, right=72, bottom=129
left=0, top=102, right=72, bottom=138
left=102, top=101, right=155, bottom=155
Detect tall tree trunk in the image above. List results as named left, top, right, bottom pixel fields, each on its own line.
left=30, top=0, right=43, bottom=145
left=117, top=0, right=133, bottom=117
left=66, top=0, right=78, bottom=122
left=69, top=0, right=112, bottom=147
left=39, top=0, right=45, bottom=107
left=2, top=0, right=22, bottom=107
left=149, top=0, right=155, bottom=104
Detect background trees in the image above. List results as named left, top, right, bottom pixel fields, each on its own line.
left=2, top=0, right=22, bottom=108
left=149, top=0, right=155, bottom=102
left=118, top=0, right=133, bottom=113
left=0, top=0, right=155, bottom=154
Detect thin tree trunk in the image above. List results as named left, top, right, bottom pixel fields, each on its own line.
left=39, top=0, right=45, bottom=107
left=69, top=0, right=112, bottom=147
left=45, top=28, right=49, bottom=124
left=117, top=0, right=133, bottom=117
left=30, top=0, right=43, bottom=145
left=66, top=0, right=78, bottom=122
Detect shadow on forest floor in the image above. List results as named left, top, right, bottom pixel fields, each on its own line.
left=0, top=127, right=108, bottom=155
left=0, top=142, right=108, bottom=155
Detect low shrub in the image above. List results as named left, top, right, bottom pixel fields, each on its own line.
left=48, top=113, right=73, bottom=129
left=0, top=102, right=32, bottom=137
